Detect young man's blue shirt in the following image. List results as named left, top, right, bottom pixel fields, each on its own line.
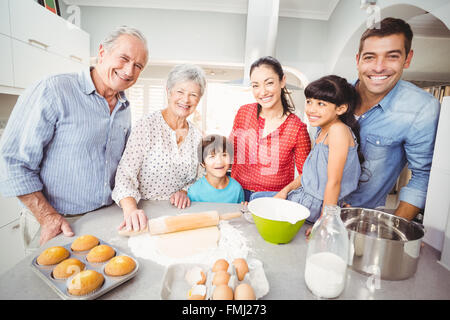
left=345, top=80, right=440, bottom=209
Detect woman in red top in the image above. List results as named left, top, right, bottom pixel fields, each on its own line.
left=230, top=56, right=311, bottom=201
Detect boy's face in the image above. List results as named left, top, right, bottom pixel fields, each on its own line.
left=204, top=151, right=231, bottom=179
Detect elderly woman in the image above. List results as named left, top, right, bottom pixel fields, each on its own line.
left=112, top=64, right=206, bottom=232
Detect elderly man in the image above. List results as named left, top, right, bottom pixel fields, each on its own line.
left=345, top=17, right=440, bottom=220
left=0, top=26, right=148, bottom=252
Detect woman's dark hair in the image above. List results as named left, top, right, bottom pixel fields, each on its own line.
left=198, top=134, right=234, bottom=164
left=250, top=56, right=295, bottom=118
left=304, top=75, right=365, bottom=165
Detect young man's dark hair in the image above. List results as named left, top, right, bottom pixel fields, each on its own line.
left=359, top=17, right=413, bottom=56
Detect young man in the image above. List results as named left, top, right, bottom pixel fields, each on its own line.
left=0, top=26, right=148, bottom=251
left=345, top=17, right=441, bottom=220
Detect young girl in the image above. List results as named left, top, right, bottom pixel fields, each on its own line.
left=188, top=134, right=245, bottom=203
left=251, top=75, right=364, bottom=229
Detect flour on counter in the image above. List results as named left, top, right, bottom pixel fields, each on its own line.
left=128, top=220, right=251, bottom=266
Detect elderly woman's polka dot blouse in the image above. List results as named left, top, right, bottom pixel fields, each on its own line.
left=112, top=111, right=202, bottom=205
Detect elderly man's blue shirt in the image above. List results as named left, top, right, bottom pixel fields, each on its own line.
left=0, top=68, right=131, bottom=214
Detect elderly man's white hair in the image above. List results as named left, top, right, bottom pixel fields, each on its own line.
left=101, top=25, right=149, bottom=63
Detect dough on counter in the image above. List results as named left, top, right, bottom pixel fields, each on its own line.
left=155, top=226, right=220, bottom=259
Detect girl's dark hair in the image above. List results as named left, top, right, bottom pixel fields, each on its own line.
left=304, top=75, right=365, bottom=165
left=198, top=134, right=234, bottom=164
left=250, top=56, right=295, bottom=118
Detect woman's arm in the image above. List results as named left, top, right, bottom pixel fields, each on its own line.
left=275, top=175, right=302, bottom=199
left=294, top=123, right=312, bottom=176
left=112, top=118, right=149, bottom=231
left=117, top=197, right=147, bottom=232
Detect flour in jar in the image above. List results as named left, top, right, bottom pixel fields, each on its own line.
left=128, top=220, right=251, bottom=266
left=304, top=251, right=347, bottom=299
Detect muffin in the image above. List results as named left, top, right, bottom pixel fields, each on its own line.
left=37, top=246, right=70, bottom=266
left=104, top=256, right=136, bottom=276
left=52, top=258, right=85, bottom=279
left=67, top=270, right=104, bottom=296
left=86, top=245, right=115, bottom=263
left=71, top=235, right=99, bottom=252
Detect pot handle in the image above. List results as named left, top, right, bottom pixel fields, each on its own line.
left=411, top=220, right=426, bottom=233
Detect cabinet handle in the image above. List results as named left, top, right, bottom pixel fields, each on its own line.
left=69, top=55, right=82, bottom=62
left=28, top=39, right=49, bottom=49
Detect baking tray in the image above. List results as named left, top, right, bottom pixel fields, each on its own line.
left=30, top=238, right=139, bottom=300
left=160, top=258, right=269, bottom=300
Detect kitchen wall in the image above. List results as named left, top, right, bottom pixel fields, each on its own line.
left=78, top=6, right=328, bottom=83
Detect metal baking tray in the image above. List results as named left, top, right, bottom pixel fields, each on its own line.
left=30, top=238, right=139, bottom=300
left=160, top=258, right=269, bottom=300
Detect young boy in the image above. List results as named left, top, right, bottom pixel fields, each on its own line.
left=188, top=135, right=244, bottom=203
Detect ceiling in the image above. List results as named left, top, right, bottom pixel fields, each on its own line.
left=63, top=0, right=340, bottom=20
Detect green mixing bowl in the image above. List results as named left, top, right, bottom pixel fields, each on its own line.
left=248, top=197, right=310, bottom=244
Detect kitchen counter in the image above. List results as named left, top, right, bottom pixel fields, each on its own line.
left=1, top=200, right=449, bottom=300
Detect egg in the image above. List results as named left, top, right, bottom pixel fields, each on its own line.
left=232, top=258, right=249, bottom=281
left=187, top=284, right=207, bottom=300
left=234, top=283, right=256, bottom=300
left=212, top=259, right=229, bottom=272
left=212, top=284, right=234, bottom=300
left=212, top=270, right=230, bottom=286
left=185, top=266, right=206, bottom=286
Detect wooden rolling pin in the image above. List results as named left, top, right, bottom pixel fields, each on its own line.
left=118, top=210, right=243, bottom=237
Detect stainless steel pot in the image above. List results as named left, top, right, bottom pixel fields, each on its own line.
left=340, top=208, right=425, bottom=280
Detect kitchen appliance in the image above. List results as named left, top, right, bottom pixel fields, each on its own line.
left=341, top=208, right=425, bottom=280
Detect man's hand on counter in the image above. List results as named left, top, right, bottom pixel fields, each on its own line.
left=18, top=191, right=74, bottom=245
left=39, top=213, right=74, bottom=245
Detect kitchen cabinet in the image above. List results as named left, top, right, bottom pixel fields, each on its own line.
left=424, top=96, right=450, bottom=252
left=12, top=39, right=82, bottom=89
left=0, top=0, right=10, bottom=36
left=0, top=0, right=90, bottom=92
left=0, top=34, right=14, bottom=87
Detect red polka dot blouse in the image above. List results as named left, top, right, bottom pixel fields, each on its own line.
left=229, top=103, right=311, bottom=192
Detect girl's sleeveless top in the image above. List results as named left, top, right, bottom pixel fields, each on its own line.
left=288, top=127, right=361, bottom=222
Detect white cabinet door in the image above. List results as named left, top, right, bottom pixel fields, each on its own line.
left=10, top=0, right=90, bottom=65
left=9, top=0, right=58, bottom=54
left=12, top=39, right=86, bottom=89
left=0, top=34, right=14, bottom=87
left=12, top=39, right=65, bottom=89
left=57, top=25, right=90, bottom=65
left=0, top=0, right=10, bottom=36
